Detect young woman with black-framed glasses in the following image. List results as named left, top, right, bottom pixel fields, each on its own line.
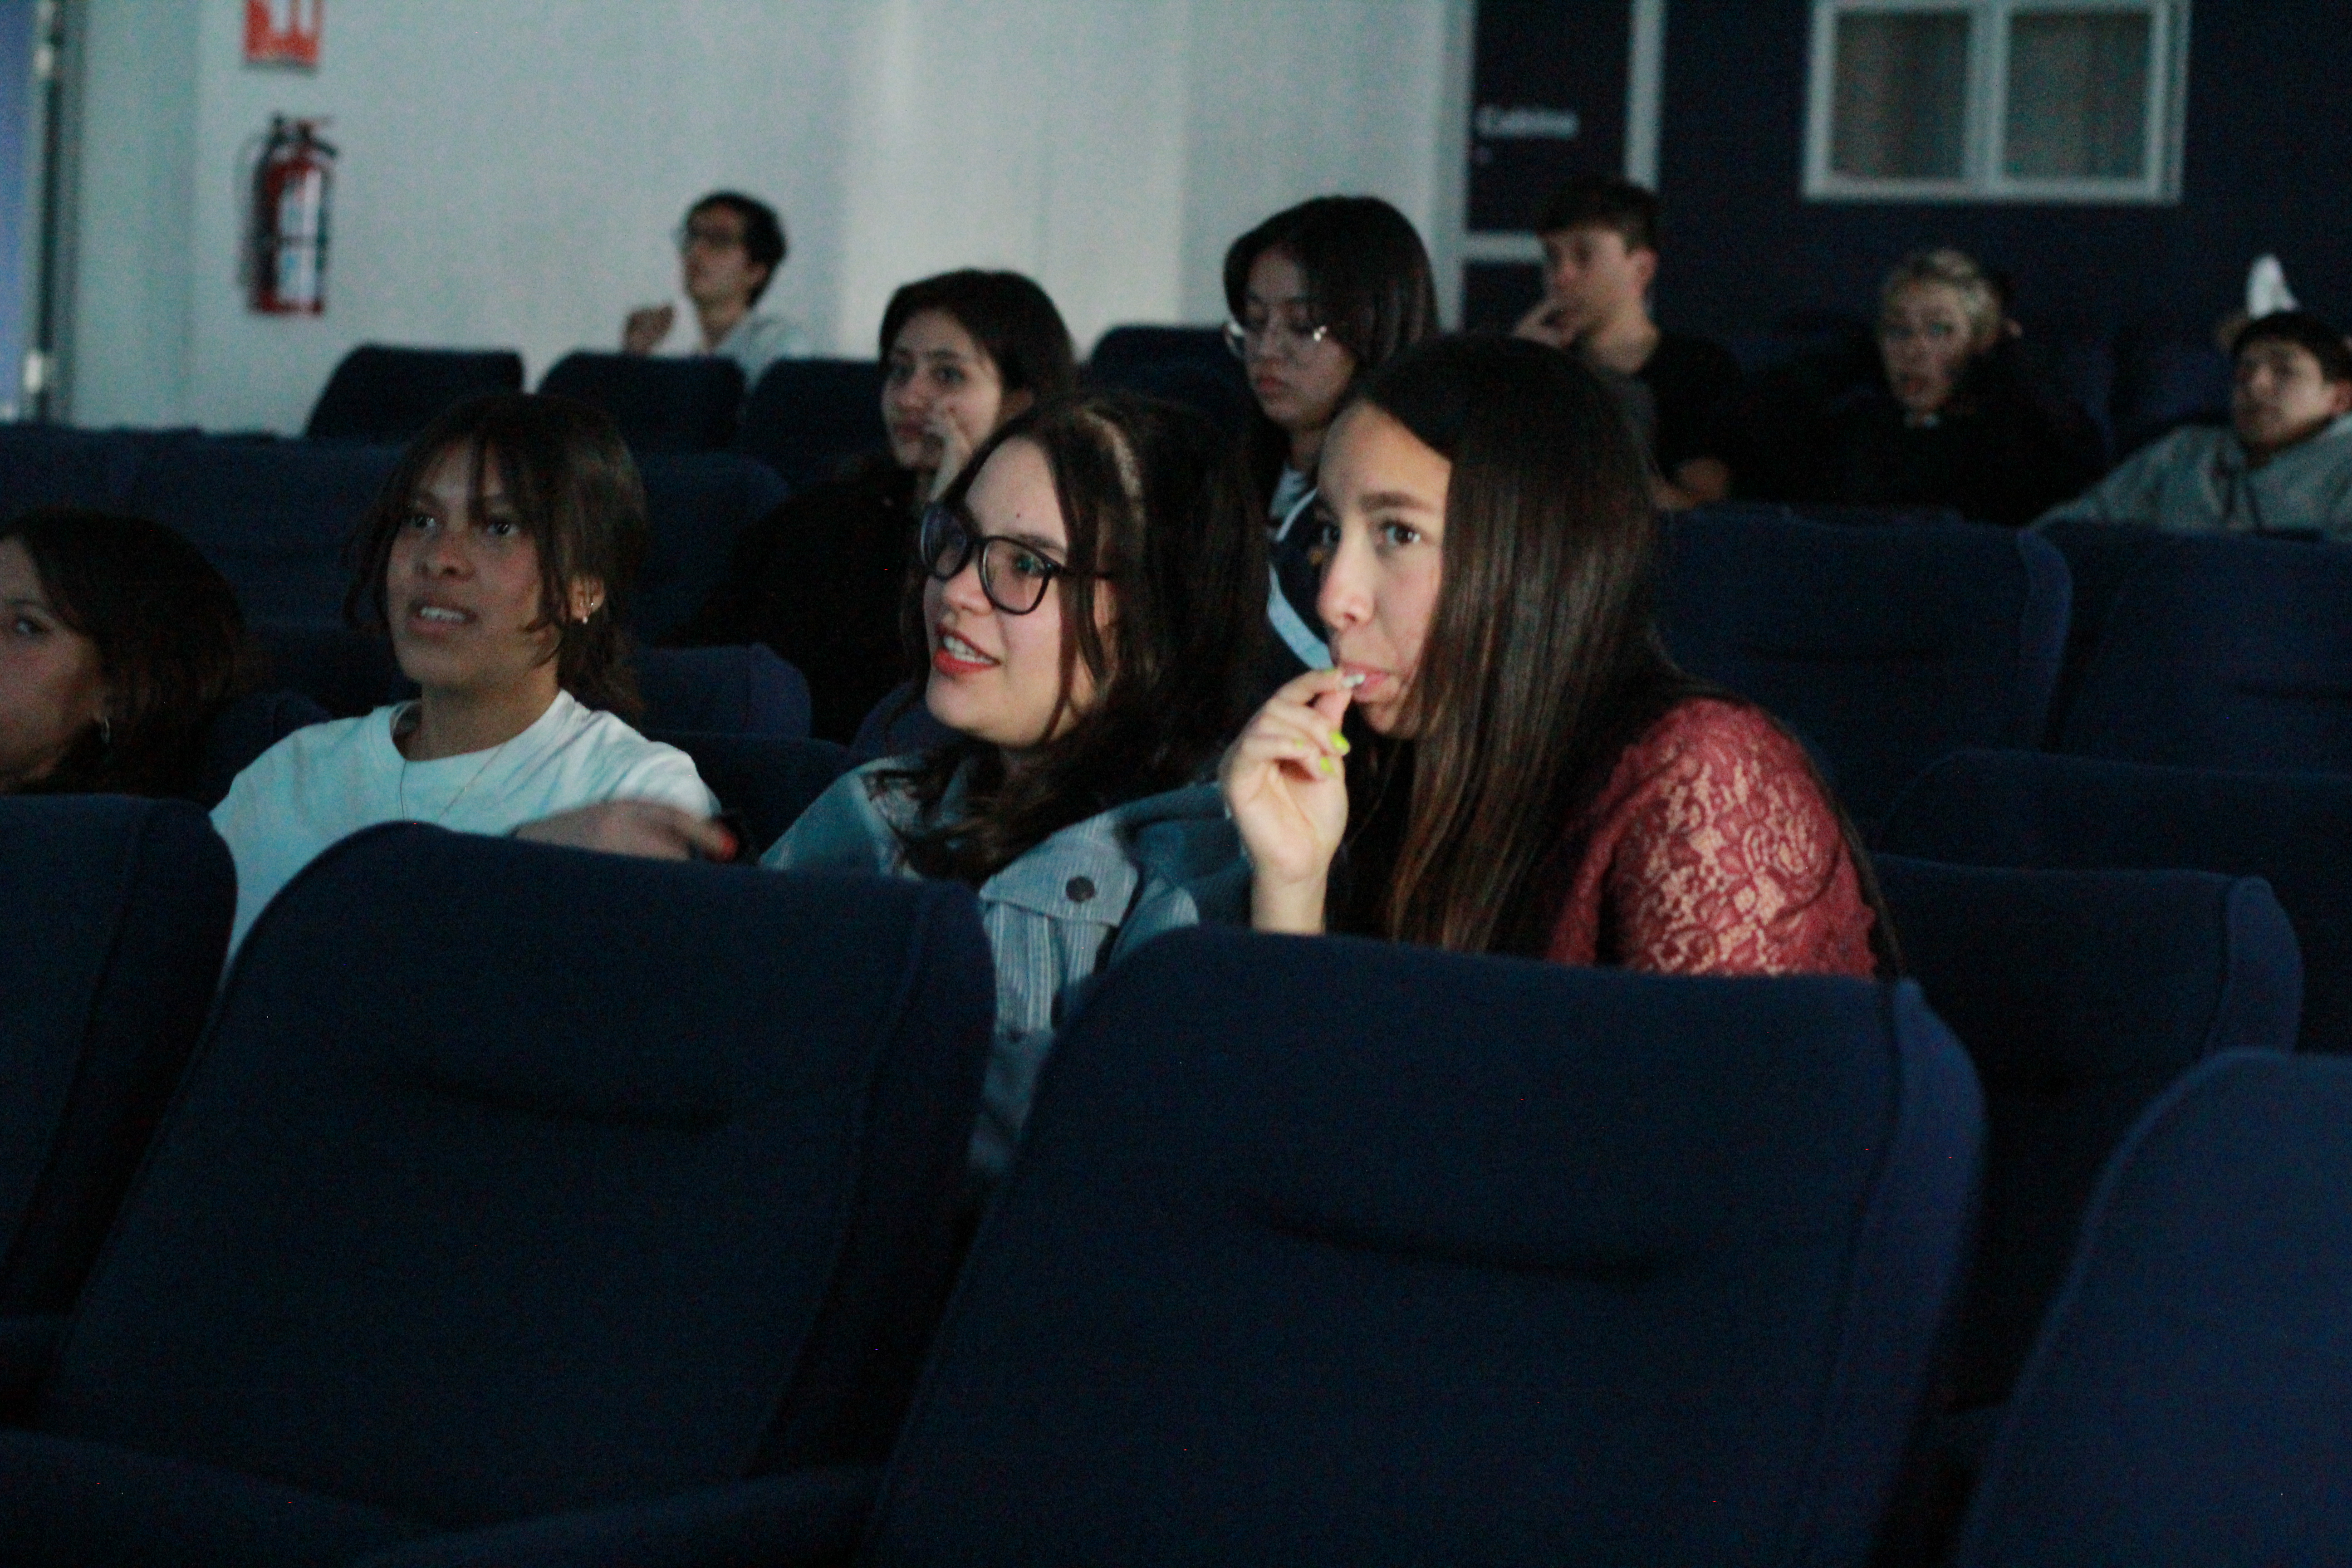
left=764, top=390, right=1267, bottom=1180
left=1221, top=196, right=1439, bottom=691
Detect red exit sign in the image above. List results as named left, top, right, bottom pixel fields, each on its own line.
left=244, top=0, right=322, bottom=69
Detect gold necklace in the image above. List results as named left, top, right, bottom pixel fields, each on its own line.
left=393, top=704, right=516, bottom=825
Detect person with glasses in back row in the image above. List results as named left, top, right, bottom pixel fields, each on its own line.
left=764, top=391, right=1265, bottom=1182
left=670, top=269, right=1077, bottom=741
left=619, top=191, right=809, bottom=388
left=1790, top=248, right=2102, bottom=527
left=1222, top=196, right=1440, bottom=695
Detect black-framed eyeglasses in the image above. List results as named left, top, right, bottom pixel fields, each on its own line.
left=673, top=222, right=746, bottom=254
left=1222, top=314, right=1334, bottom=360
left=918, top=504, right=1109, bottom=616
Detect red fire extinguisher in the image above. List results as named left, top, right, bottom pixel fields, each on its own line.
left=250, top=116, right=335, bottom=315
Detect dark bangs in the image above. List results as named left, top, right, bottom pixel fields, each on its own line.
left=345, top=392, right=647, bottom=715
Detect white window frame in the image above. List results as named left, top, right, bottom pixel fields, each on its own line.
left=1802, top=0, right=2190, bottom=204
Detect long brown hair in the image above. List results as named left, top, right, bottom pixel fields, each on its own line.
left=1337, top=336, right=1898, bottom=973
left=345, top=392, right=645, bottom=715
left=886, top=392, right=1265, bottom=883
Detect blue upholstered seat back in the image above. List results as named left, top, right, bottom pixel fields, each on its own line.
left=736, top=358, right=887, bottom=491
left=539, top=351, right=745, bottom=454
left=1880, top=748, right=2352, bottom=1054
left=304, top=345, right=525, bottom=444
left=0, top=797, right=233, bottom=1313
left=1661, top=511, right=2071, bottom=823
left=38, top=826, right=993, bottom=1527
left=867, top=926, right=1982, bottom=1568
left=1954, top=1052, right=2352, bottom=1565
left=2056, top=532, right=2352, bottom=772
left=1875, top=855, right=2300, bottom=1410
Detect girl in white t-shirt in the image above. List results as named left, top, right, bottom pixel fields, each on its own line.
left=212, top=393, right=726, bottom=949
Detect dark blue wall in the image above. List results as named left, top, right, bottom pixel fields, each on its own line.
left=1468, top=1, right=2352, bottom=341
left=1652, top=0, right=2350, bottom=338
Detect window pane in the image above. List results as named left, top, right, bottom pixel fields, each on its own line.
left=2004, top=10, right=2152, bottom=179
left=1831, top=11, right=1971, bottom=180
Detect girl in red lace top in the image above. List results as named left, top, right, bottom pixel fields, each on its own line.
left=1220, top=335, right=1890, bottom=978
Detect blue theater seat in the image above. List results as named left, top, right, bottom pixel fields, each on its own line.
left=1951, top=1052, right=2352, bottom=1565
left=0, top=825, right=993, bottom=1563
left=1880, top=749, right=2352, bottom=1055
left=2110, top=331, right=2230, bottom=458
left=539, top=351, right=745, bottom=453
left=2032, top=518, right=2169, bottom=740
left=633, top=451, right=789, bottom=641
left=845, top=926, right=1981, bottom=1568
left=0, top=798, right=232, bottom=1316
left=647, top=731, right=852, bottom=855
left=304, top=346, right=525, bottom=445
left=1661, top=511, right=2071, bottom=824
left=1874, top=856, right=2299, bottom=1415
left=0, top=425, right=139, bottom=516
left=634, top=645, right=809, bottom=737
left=1084, top=325, right=1255, bottom=437
left=737, top=358, right=888, bottom=491
left=851, top=679, right=956, bottom=760
left=189, top=689, right=333, bottom=806
left=2053, top=531, right=2352, bottom=772
left=127, top=438, right=402, bottom=626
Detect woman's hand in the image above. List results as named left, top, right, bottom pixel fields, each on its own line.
left=622, top=304, right=675, bottom=355
left=924, top=407, right=982, bottom=501
left=514, top=801, right=737, bottom=862
left=1220, top=668, right=1358, bottom=934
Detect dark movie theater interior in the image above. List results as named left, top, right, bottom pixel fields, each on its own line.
left=0, top=1, right=2347, bottom=1563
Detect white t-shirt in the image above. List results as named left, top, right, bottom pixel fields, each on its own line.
left=673, top=311, right=809, bottom=390
left=211, top=691, right=715, bottom=952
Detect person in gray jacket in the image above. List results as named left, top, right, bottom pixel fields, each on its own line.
left=765, top=390, right=1267, bottom=1180
left=2037, top=310, right=2352, bottom=538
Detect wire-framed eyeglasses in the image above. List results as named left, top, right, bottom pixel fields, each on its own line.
left=1222, top=314, right=1334, bottom=360
left=918, top=504, right=1110, bottom=616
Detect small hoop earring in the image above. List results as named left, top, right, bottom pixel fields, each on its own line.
left=96, top=715, right=113, bottom=748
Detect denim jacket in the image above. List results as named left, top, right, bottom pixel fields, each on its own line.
left=763, top=758, right=1249, bottom=1178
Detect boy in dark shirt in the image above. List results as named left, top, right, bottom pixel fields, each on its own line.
left=1514, top=175, right=1742, bottom=510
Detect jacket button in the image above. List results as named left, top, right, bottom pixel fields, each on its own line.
left=1065, top=876, right=1096, bottom=903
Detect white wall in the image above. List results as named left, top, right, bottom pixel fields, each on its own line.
left=66, top=0, right=1469, bottom=434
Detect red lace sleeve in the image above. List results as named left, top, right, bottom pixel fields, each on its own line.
left=1545, top=701, right=1879, bottom=978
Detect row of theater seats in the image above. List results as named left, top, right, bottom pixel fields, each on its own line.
left=307, top=318, right=2226, bottom=485
left=13, top=406, right=2330, bottom=807
left=0, top=789, right=2334, bottom=1563
left=302, top=331, right=1252, bottom=487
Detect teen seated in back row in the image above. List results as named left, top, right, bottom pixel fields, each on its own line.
left=673, top=269, right=1077, bottom=740
left=2037, top=309, right=2352, bottom=538
left=213, top=394, right=717, bottom=951
left=1514, top=174, right=1740, bottom=511
left=765, top=391, right=1265, bottom=1179
left=1796, top=248, right=2101, bottom=527
left=0, top=509, right=242, bottom=796
left=1224, top=335, right=1895, bottom=975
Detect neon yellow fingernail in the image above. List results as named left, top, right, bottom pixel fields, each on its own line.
left=1332, top=733, right=1351, bottom=755
left=1318, top=755, right=1337, bottom=775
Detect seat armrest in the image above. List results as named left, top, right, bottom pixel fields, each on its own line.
left=349, top=1466, right=880, bottom=1568
left=0, top=1314, right=67, bottom=1409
